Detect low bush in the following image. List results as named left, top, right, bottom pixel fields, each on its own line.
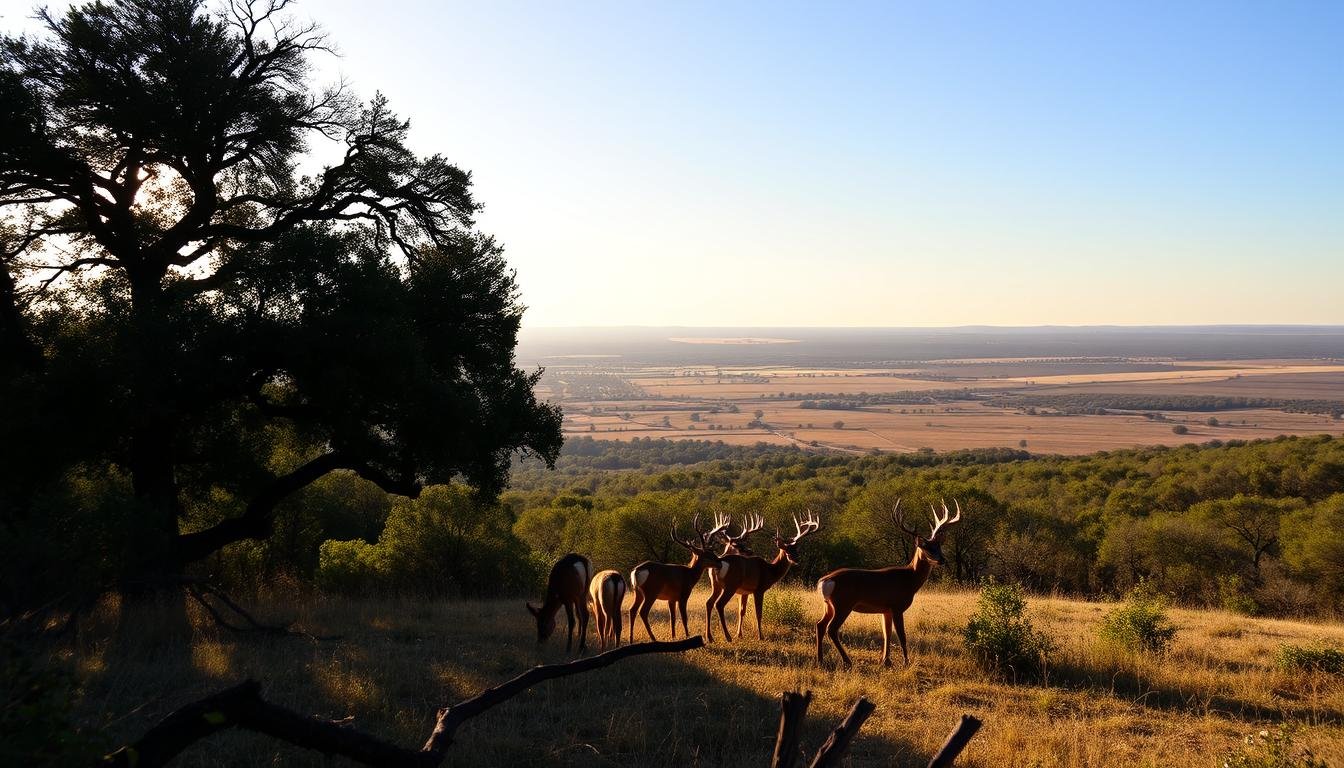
left=761, top=589, right=809, bottom=631
left=1220, top=725, right=1327, bottom=768
left=963, top=580, right=1054, bottom=679
left=0, top=642, right=101, bottom=766
left=1218, top=575, right=1260, bottom=616
left=1099, top=580, right=1177, bottom=654
left=1275, top=643, right=1344, bottom=674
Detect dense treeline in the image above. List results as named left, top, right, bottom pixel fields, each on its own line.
left=16, top=432, right=1342, bottom=617
left=183, top=434, right=1344, bottom=619
left=495, top=435, right=1344, bottom=617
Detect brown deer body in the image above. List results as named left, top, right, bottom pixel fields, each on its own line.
left=816, top=500, right=961, bottom=666
left=587, top=569, right=626, bottom=650
left=628, top=515, right=728, bottom=642
left=707, top=512, right=819, bottom=642
left=527, top=553, right=592, bottom=653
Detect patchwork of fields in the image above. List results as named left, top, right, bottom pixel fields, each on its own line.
left=541, top=358, right=1344, bottom=455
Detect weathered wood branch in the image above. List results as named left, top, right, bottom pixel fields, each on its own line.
left=100, top=636, right=704, bottom=767
left=770, top=689, right=814, bottom=768
left=808, top=696, right=876, bottom=768
left=928, top=714, right=983, bottom=768
left=184, top=584, right=335, bottom=641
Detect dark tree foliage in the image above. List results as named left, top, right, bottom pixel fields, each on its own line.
left=0, top=0, right=562, bottom=598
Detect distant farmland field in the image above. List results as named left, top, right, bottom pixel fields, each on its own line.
left=545, top=358, right=1344, bottom=455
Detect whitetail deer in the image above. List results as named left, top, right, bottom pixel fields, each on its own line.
left=587, top=569, right=626, bottom=650
left=707, top=511, right=819, bottom=642
left=717, top=512, right=762, bottom=556
left=527, top=553, right=592, bottom=653
left=628, top=514, right=729, bottom=642
left=816, top=499, right=961, bottom=666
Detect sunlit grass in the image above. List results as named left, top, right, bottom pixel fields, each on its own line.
left=46, top=586, right=1344, bottom=766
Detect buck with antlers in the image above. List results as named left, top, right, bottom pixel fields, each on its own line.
left=628, top=514, right=729, bottom=642
left=816, top=499, right=962, bottom=666
left=707, top=511, right=820, bottom=642
left=527, top=553, right=592, bottom=653
left=716, top=512, right=762, bottom=557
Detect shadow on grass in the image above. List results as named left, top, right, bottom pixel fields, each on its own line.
left=55, top=596, right=941, bottom=767
left=1040, top=657, right=1344, bottom=726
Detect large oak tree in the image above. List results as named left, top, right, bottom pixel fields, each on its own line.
left=0, top=0, right=562, bottom=596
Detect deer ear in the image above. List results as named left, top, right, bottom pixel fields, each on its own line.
left=525, top=602, right=539, bottom=617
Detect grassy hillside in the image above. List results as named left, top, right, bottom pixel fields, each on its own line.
left=61, top=586, right=1344, bottom=767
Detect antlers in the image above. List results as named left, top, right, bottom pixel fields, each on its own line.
left=671, top=512, right=732, bottom=552
left=730, top=513, right=765, bottom=541
left=777, top=509, right=821, bottom=545
left=929, top=498, right=962, bottom=542
left=891, top=497, right=964, bottom=541
left=891, top=499, right=919, bottom=538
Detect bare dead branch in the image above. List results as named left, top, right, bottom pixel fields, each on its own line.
left=927, top=714, right=983, bottom=768
left=807, top=696, right=875, bottom=768
left=100, top=636, right=705, bottom=768
left=770, top=689, right=813, bottom=768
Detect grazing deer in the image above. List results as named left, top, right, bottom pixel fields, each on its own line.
left=587, top=569, right=626, bottom=650
left=527, top=553, right=592, bottom=653
left=707, top=511, right=820, bottom=642
left=816, top=499, right=962, bottom=667
left=628, top=514, right=729, bottom=642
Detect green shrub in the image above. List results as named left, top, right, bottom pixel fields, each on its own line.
left=1099, top=579, right=1177, bottom=654
left=0, top=643, right=101, bottom=766
left=1218, top=575, right=1260, bottom=616
left=1275, top=643, right=1344, bottom=674
left=316, top=484, right=537, bottom=596
left=761, top=590, right=809, bottom=631
left=963, top=580, right=1054, bottom=678
left=1220, top=725, right=1327, bottom=768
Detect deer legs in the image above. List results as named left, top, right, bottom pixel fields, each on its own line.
left=561, top=601, right=589, bottom=653
left=893, top=612, right=908, bottom=665
left=630, top=592, right=657, bottom=642
left=816, top=604, right=854, bottom=666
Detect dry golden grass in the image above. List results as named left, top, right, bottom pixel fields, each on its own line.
left=50, top=586, right=1344, bottom=767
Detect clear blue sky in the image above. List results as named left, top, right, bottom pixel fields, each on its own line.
left=11, top=1, right=1344, bottom=326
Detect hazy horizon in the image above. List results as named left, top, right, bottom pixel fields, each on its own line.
left=521, top=323, right=1344, bottom=330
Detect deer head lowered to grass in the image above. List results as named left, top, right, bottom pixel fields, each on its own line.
left=527, top=553, right=592, bottom=653
left=628, top=513, right=729, bottom=642
left=815, top=499, right=962, bottom=667
left=707, top=510, right=820, bottom=642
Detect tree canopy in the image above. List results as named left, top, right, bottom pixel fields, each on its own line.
left=0, top=0, right=562, bottom=599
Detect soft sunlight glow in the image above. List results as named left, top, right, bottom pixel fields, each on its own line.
left=11, top=1, right=1341, bottom=327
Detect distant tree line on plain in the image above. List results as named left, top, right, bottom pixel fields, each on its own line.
left=540, top=372, right=650, bottom=402
left=991, top=393, right=1344, bottom=417
left=794, top=390, right=979, bottom=409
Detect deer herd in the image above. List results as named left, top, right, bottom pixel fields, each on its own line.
left=526, top=499, right=964, bottom=666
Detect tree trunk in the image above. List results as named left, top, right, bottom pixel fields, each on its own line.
left=125, top=271, right=186, bottom=588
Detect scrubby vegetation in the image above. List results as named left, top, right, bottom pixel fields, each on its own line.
left=1098, top=580, right=1178, bottom=654
left=1276, top=643, right=1344, bottom=675
left=963, top=581, right=1054, bottom=678
left=1220, top=726, right=1329, bottom=768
